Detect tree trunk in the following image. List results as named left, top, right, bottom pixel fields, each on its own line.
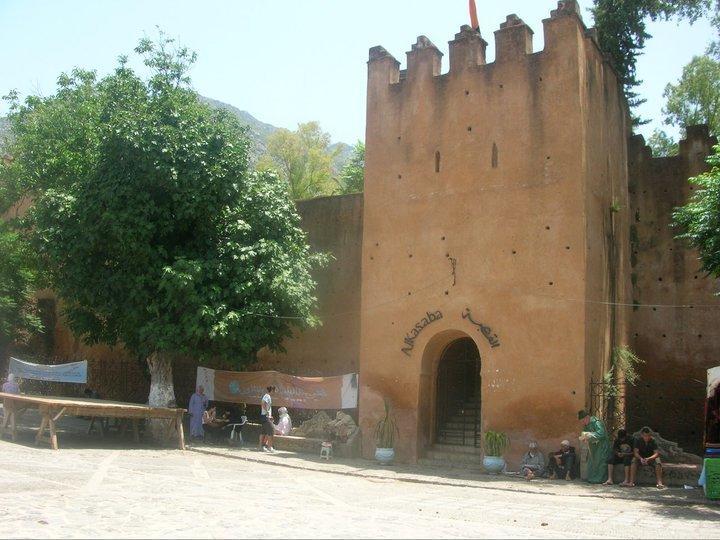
left=146, top=352, right=176, bottom=444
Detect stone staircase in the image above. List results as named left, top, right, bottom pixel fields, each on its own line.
left=418, top=443, right=483, bottom=470
left=436, top=400, right=481, bottom=448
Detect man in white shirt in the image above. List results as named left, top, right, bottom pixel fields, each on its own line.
left=259, top=385, right=276, bottom=452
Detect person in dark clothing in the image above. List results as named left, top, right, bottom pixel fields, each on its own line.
left=604, top=428, right=633, bottom=486
left=547, top=440, right=576, bottom=480
left=629, top=427, right=665, bottom=489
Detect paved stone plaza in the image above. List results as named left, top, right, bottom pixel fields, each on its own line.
left=1, top=438, right=719, bottom=539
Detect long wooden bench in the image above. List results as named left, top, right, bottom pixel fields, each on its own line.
left=0, top=392, right=186, bottom=450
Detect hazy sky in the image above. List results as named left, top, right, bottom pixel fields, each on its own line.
left=0, top=0, right=715, bottom=144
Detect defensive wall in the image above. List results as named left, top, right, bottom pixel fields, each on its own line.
left=628, top=126, right=720, bottom=454
left=14, top=193, right=363, bottom=407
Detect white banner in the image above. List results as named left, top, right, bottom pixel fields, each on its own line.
left=9, top=357, right=88, bottom=384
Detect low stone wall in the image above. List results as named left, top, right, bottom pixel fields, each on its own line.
left=611, top=463, right=700, bottom=487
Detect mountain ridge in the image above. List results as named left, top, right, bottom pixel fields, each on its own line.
left=1, top=98, right=353, bottom=172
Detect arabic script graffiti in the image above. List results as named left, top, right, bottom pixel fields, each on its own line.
left=462, top=308, right=501, bottom=348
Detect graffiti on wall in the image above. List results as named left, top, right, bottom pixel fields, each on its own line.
left=462, top=308, right=500, bottom=349
left=401, top=311, right=444, bottom=356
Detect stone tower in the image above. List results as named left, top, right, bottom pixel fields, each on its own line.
left=360, top=1, right=633, bottom=462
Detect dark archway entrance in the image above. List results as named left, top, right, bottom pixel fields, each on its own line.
left=435, top=338, right=481, bottom=447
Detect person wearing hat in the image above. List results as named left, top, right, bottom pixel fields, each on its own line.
left=578, top=409, right=611, bottom=484
left=547, top=439, right=577, bottom=480
left=519, top=441, right=545, bottom=480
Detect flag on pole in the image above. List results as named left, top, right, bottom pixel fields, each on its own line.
left=469, top=0, right=480, bottom=31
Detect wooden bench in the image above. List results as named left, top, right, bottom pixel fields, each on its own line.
left=0, top=393, right=186, bottom=450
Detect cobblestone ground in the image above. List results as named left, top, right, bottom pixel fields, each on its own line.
left=1, top=438, right=720, bottom=539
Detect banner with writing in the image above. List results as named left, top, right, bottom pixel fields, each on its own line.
left=196, top=367, right=358, bottom=410
left=9, top=357, right=88, bottom=384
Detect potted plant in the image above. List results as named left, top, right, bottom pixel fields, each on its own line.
left=374, top=399, right=398, bottom=465
left=483, top=430, right=510, bottom=473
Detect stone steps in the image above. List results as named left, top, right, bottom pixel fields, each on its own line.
left=422, top=444, right=483, bottom=467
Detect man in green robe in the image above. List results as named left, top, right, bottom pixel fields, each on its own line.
left=578, top=409, right=611, bottom=484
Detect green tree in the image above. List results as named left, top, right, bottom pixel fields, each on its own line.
left=335, top=141, right=365, bottom=194
left=1, top=36, right=323, bottom=431
left=673, top=144, right=720, bottom=281
left=258, top=121, right=338, bottom=200
left=648, top=128, right=680, bottom=156
left=591, top=0, right=711, bottom=122
left=663, top=55, right=720, bottom=134
left=0, top=224, right=42, bottom=357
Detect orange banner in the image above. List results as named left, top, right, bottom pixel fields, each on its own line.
left=469, top=0, right=479, bottom=31
left=197, top=367, right=359, bottom=410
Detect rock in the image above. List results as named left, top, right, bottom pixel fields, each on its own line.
left=291, top=411, right=359, bottom=443
left=291, top=411, right=333, bottom=439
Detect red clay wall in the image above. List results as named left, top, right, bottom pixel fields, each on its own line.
left=628, top=126, right=720, bottom=453
left=255, top=193, right=363, bottom=376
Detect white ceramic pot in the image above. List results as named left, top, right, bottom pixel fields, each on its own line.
left=483, top=455, right=506, bottom=474
left=375, top=447, right=395, bottom=465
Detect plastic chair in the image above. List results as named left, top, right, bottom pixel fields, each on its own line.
left=227, top=416, right=248, bottom=445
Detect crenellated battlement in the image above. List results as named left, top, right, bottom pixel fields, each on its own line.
left=367, top=1, right=610, bottom=90
left=629, top=125, right=717, bottom=166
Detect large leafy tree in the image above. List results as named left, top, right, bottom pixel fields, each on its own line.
left=0, top=224, right=42, bottom=358
left=1, top=36, right=323, bottom=426
left=673, top=145, right=720, bottom=281
left=648, top=128, right=680, bottom=156
left=335, top=141, right=365, bottom=195
left=258, top=121, right=338, bottom=200
left=663, top=55, right=720, bottom=134
left=591, top=0, right=712, bottom=122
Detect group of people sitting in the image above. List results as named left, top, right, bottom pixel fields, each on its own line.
left=519, top=426, right=664, bottom=488
left=519, top=440, right=577, bottom=481
left=187, top=385, right=293, bottom=444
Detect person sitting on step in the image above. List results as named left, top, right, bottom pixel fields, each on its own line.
left=604, top=428, right=633, bottom=486
left=547, top=440, right=577, bottom=480
left=629, top=427, right=665, bottom=489
left=519, top=441, right=545, bottom=480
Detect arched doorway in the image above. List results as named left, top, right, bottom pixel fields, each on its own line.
left=435, top=338, right=481, bottom=447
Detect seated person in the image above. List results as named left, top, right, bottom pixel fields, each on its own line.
left=203, top=405, right=232, bottom=444
left=202, top=405, right=217, bottom=426
left=604, top=428, right=633, bottom=486
left=273, top=406, right=292, bottom=436
left=519, top=441, right=545, bottom=480
left=629, top=427, right=665, bottom=489
left=203, top=406, right=229, bottom=429
left=547, top=440, right=576, bottom=481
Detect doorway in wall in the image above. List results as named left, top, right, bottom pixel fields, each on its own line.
left=435, top=338, right=481, bottom=447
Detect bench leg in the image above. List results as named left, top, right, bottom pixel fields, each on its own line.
left=35, top=416, right=48, bottom=446
left=176, top=415, right=185, bottom=451
left=48, top=418, right=58, bottom=450
left=0, top=408, right=7, bottom=438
